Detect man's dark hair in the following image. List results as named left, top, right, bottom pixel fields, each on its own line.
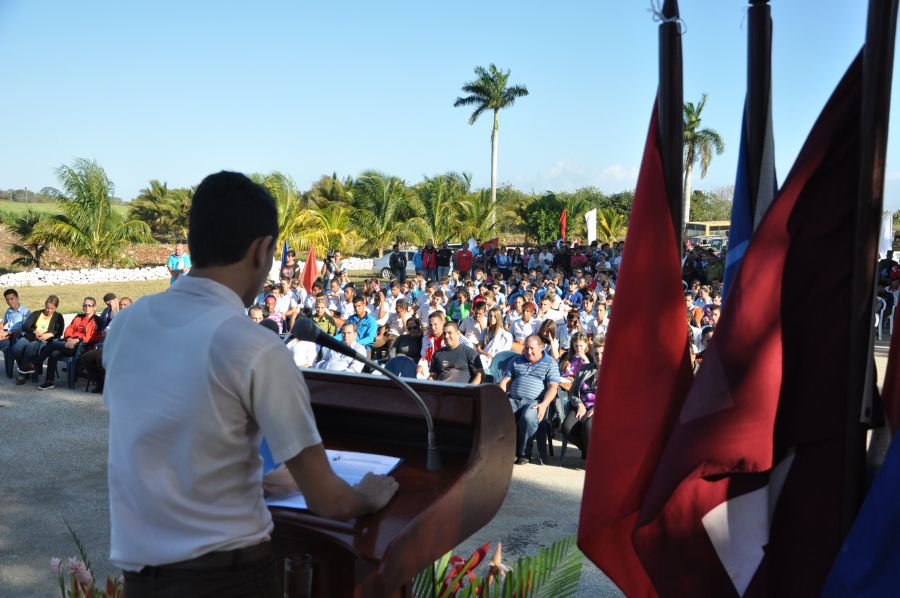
left=352, top=295, right=366, bottom=305
left=188, top=171, right=278, bottom=268
left=3, top=289, right=18, bottom=299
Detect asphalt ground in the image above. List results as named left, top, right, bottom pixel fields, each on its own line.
left=0, top=340, right=890, bottom=597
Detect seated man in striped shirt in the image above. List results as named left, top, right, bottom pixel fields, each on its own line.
left=498, top=334, right=561, bottom=465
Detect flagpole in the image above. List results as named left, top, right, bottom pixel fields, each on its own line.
left=844, top=0, right=899, bottom=537
left=746, top=0, right=772, bottom=224
left=658, top=0, right=683, bottom=251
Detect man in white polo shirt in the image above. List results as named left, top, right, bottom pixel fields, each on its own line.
left=104, top=171, right=397, bottom=597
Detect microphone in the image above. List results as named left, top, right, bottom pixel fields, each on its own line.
left=291, top=318, right=442, bottom=471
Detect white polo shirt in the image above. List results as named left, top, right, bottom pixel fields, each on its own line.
left=104, top=276, right=321, bottom=571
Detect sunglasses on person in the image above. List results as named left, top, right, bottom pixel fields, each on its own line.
left=83, top=303, right=95, bottom=308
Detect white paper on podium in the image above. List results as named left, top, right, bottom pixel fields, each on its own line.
left=265, top=449, right=402, bottom=510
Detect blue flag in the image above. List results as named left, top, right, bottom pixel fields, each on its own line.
left=280, top=238, right=289, bottom=271
left=724, top=100, right=777, bottom=297
left=822, top=433, right=900, bottom=596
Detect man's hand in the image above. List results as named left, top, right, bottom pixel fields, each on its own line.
left=0, top=330, right=8, bottom=341
left=354, top=472, right=399, bottom=513
left=64, top=338, right=79, bottom=349
left=533, top=401, right=551, bottom=422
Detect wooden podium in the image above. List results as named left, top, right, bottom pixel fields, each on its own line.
left=270, top=370, right=515, bottom=597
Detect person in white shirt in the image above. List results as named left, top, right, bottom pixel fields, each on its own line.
left=504, top=295, right=525, bottom=329
left=104, top=171, right=396, bottom=597
left=511, top=302, right=541, bottom=343
left=459, top=300, right=488, bottom=347
left=417, top=290, right=447, bottom=326
left=537, top=295, right=567, bottom=338
left=588, top=301, right=609, bottom=338
left=385, top=300, right=411, bottom=339
left=479, top=306, right=513, bottom=369
left=285, top=335, right=318, bottom=368
left=539, top=247, right=554, bottom=273
left=275, top=279, right=300, bottom=330
left=316, top=322, right=366, bottom=373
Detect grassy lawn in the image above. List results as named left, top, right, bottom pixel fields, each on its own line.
left=15, top=280, right=169, bottom=313
left=0, top=200, right=128, bottom=218
left=12, top=270, right=376, bottom=313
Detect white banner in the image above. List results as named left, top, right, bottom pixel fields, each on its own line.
left=585, top=209, right=598, bottom=244
left=879, top=212, right=894, bottom=259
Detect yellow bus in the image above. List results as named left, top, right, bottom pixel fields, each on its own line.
left=685, top=220, right=730, bottom=239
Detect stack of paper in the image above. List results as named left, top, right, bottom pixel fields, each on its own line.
left=266, top=450, right=402, bottom=510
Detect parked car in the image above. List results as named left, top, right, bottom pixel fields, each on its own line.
left=373, top=250, right=418, bottom=279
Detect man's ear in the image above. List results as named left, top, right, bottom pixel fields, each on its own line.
left=252, top=235, right=275, bottom=268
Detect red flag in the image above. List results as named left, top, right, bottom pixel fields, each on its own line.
left=633, top=53, right=863, bottom=597
left=299, top=242, right=318, bottom=293
left=577, top=99, right=693, bottom=597
left=880, top=320, right=900, bottom=433
left=480, top=238, right=499, bottom=251
left=560, top=208, right=567, bottom=241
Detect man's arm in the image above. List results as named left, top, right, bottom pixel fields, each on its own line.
left=534, top=381, right=559, bottom=422
left=283, top=443, right=398, bottom=520
left=498, top=375, right=511, bottom=392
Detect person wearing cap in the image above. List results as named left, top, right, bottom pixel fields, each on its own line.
left=166, top=240, right=191, bottom=285
left=98, top=293, right=119, bottom=331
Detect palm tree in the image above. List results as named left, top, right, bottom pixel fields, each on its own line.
left=303, top=173, right=354, bottom=208
left=7, top=209, right=53, bottom=269
left=295, top=204, right=363, bottom=254
left=350, top=171, right=415, bottom=256
left=454, top=64, right=529, bottom=219
left=39, top=158, right=153, bottom=266
left=252, top=172, right=305, bottom=251
left=128, top=180, right=192, bottom=241
left=408, top=172, right=471, bottom=245
left=683, top=94, right=725, bottom=231
left=597, top=208, right=628, bottom=244
left=455, top=190, right=498, bottom=242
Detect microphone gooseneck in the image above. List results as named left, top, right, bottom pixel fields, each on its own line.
left=292, top=318, right=442, bottom=471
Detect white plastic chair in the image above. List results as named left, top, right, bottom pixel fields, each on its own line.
left=875, top=298, right=886, bottom=341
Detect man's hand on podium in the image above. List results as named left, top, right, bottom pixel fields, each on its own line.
left=285, top=444, right=399, bottom=520
left=355, top=472, right=400, bottom=514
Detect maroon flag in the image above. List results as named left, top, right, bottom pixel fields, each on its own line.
left=632, top=53, right=863, bottom=597
left=560, top=208, right=567, bottom=241
left=577, top=100, right=693, bottom=597
left=299, top=242, right=318, bottom=293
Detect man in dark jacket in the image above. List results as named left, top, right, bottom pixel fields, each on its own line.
left=388, top=244, right=407, bottom=283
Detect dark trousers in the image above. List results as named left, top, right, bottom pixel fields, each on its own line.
left=12, top=338, right=46, bottom=371
left=391, top=269, right=406, bottom=284
left=81, top=348, right=104, bottom=388
left=561, top=410, right=594, bottom=453
left=41, top=339, right=76, bottom=381
left=124, top=552, right=280, bottom=598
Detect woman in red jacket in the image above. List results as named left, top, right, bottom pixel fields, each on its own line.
left=36, top=296, right=102, bottom=390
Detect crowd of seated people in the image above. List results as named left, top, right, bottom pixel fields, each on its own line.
left=4, top=290, right=132, bottom=391
left=243, top=238, right=650, bottom=465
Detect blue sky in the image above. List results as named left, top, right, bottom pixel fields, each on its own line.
left=2, top=1, right=899, bottom=208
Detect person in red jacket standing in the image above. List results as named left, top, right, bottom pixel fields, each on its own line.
left=456, top=244, right=474, bottom=278
left=421, top=240, right=438, bottom=283
left=38, top=296, right=102, bottom=390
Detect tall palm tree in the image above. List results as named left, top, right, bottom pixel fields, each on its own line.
left=683, top=93, right=725, bottom=231
left=454, top=64, right=529, bottom=219
left=39, top=158, right=153, bottom=266
left=7, top=209, right=53, bottom=269
left=350, top=171, right=415, bottom=256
